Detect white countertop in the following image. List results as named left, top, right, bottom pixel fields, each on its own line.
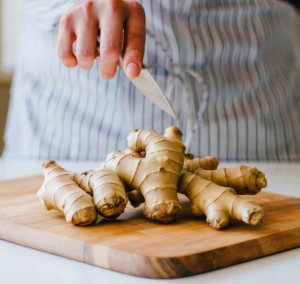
left=0, top=159, right=300, bottom=284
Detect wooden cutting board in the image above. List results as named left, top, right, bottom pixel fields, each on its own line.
left=0, top=175, right=300, bottom=279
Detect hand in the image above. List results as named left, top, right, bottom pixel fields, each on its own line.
left=57, top=0, right=146, bottom=80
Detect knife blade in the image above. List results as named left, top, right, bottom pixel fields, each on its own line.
left=118, top=57, right=177, bottom=119
left=95, top=38, right=177, bottom=119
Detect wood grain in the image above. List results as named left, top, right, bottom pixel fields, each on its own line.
left=0, top=175, right=300, bottom=278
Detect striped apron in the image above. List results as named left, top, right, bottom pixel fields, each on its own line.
left=3, top=0, right=300, bottom=161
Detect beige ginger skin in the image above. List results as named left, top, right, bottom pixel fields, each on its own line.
left=128, top=167, right=266, bottom=230
left=126, top=136, right=267, bottom=229
left=192, top=166, right=267, bottom=195
left=183, top=155, right=219, bottom=172
left=177, top=171, right=265, bottom=229
left=38, top=160, right=128, bottom=224
left=37, top=127, right=185, bottom=224
left=100, top=126, right=185, bottom=223
left=183, top=156, right=267, bottom=195
left=37, top=160, right=98, bottom=225
left=37, top=126, right=267, bottom=230
left=71, top=169, right=128, bottom=219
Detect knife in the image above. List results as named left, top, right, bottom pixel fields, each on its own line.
left=95, top=38, right=177, bottom=119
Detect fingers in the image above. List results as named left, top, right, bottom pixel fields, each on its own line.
left=57, top=0, right=146, bottom=80
left=57, top=13, right=77, bottom=68
left=123, top=1, right=146, bottom=78
left=98, top=1, right=124, bottom=79
left=74, top=2, right=98, bottom=70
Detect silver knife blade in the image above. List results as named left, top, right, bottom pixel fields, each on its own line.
left=118, top=57, right=177, bottom=119
left=95, top=37, right=177, bottom=119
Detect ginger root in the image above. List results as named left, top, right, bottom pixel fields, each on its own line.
left=101, top=126, right=185, bottom=223
left=193, top=166, right=267, bottom=195
left=102, top=128, right=267, bottom=228
left=71, top=169, right=127, bottom=218
left=183, top=156, right=219, bottom=172
left=37, top=160, right=98, bottom=225
left=37, top=126, right=267, bottom=230
left=178, top=171, right=265, bottom=229
left=127, top=170, right=265, bottom=230
left=183, top=155, right=267, bottom=195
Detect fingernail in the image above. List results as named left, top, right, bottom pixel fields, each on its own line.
left=126, top=63, right=140, bottom=79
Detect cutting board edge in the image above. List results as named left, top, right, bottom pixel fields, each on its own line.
left=104, top=226, right=300, bottom=278
left=1, top=218, right=300, bottom=279
left=0, top=219, right=94, bottom=263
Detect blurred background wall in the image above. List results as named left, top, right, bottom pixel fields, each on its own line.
left=0, top=0, right=299, bottom=156
left=0, top=0, right=24, bottom=155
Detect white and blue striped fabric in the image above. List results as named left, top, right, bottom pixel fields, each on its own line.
left=3, top=0, right=300, bottom=161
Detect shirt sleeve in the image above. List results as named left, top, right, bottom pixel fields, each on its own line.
left=22, top=0, right=82, bottom=30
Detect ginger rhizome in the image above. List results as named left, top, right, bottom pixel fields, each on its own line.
left=127, top=168, right=266, bottom=230
left=100, top=126, right=185, bottom=223
left=183, top=155, right=219, bottom=172
left=182, top=157, right=267, bottom=195
left=37, top=160, right=128, bottom=224
left=37, top=160, right=98, bottom=225
left=72, top=169, right=127, bottom=218
left=177, top=171, right=265, bottom=229
left=125, top=149, right=266, bottom=229
left=37, top=126, right=267, bottom=230
left=192, top=166, right=267, bottom=195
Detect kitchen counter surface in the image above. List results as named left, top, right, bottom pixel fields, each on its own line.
left=0, top=159, right=300, bottom=284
